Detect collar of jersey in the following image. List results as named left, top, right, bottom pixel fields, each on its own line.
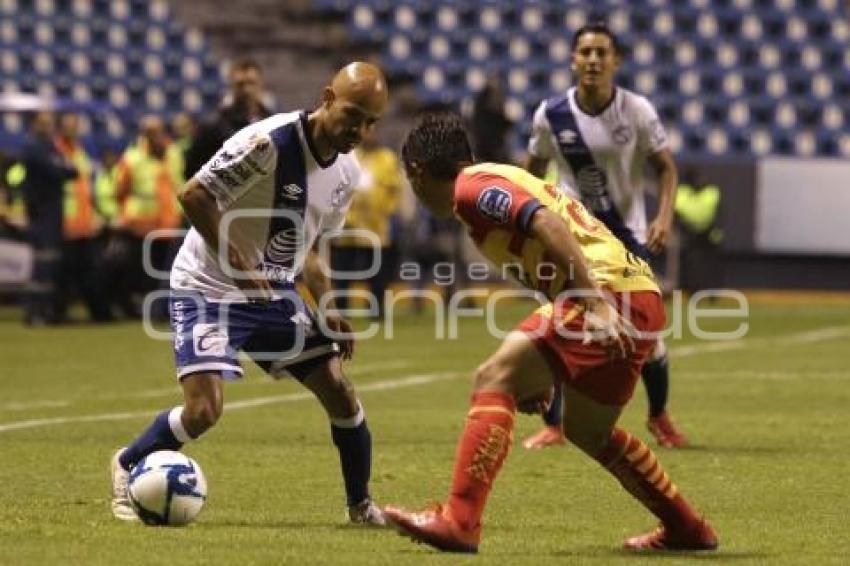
left=300, top=111, right=338, bottom=169
left=571, top=86, right=618, bottom=117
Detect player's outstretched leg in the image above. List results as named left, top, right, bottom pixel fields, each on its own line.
left=110, top=373, right=221, bottom=520
left=301, top=358, right=384, bottom=526
left=642, top=341, right=687, bottom=448
left=562, top=387, right=716, bottom=551
left=522, top=383, right=566, bottom=449
left=384, top=332, right=552, bottom=552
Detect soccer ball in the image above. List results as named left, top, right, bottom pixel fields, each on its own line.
left=127, top=450, right=207, bottom=526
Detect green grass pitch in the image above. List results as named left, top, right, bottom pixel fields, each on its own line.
left=1, top=299, right=849, bottom=565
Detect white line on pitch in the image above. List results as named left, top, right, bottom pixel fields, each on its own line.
left=669, top=324, right=850, bottom=358
left=0, top=359, right=415, bottom=412
left=0, top=400, right=71, bottom=412
left=0, top=371, right=463, bottom=434
left=681, top=370, right=848, bottom=380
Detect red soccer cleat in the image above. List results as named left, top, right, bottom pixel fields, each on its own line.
left=624, top=519, right=718, bottom=551
left=522, top=424, right=567, bottom=449
left=383, top=503, right=480, bottom=554
left=647, top=411, right=688, bottom=448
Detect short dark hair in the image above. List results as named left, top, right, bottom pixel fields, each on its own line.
left=230, top=57, right=262, bottom=74
left=571, top=21, right=622, bottom=55
left=401, top=112, right=473, bottom=181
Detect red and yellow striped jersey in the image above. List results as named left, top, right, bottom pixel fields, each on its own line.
left=453, top=163, right=659, bottom=298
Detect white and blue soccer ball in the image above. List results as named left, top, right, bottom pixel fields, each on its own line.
left=128, top=450, right=207, bottom=526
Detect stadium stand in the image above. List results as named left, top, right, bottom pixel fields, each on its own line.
left=0, top=0, right=224, bottom=152
left=314, top=0, right=850, bottom=158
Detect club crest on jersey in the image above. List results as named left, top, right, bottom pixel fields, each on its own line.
left=476, top=186, right=512, bottom=224
left=612, top=125, right=633, bottom=145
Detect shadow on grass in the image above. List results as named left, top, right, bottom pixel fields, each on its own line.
left=202, top=519, right=328, bottom=530
left=670, top=444, right=793, bottom=455
left=554, top=545, right=771, bottom=561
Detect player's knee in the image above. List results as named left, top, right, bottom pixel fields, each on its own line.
left=472, top=360, right=513, bottom=393
left=564, top=425, right=610, bottom=456
left=182, top=398, right=221, bottom=436
left=327, top=375, right=358, bottom=418
left=309, top=369, right=358, bottom=419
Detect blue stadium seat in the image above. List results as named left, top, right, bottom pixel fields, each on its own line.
left=815, top=130, right=839, bottom=157
left=720, top=126, right=749, bottom=153
left=770, top=126, right=796, bottom=155
left=744, top=96, right=773, bottom=127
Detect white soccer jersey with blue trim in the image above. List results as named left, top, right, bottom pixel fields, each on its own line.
left=528, top=87, right=668, bottom=243
left=171, top=111, right=360, bottom=301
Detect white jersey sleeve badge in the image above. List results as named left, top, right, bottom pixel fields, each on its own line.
left=196, top=131, right=276, bottom=208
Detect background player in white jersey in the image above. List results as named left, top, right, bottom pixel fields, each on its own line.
left=110, top=62, right=389, bottom=525
left=524, top=22, right=686, bottom=449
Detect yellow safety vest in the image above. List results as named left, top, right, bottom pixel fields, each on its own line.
left=675, top=183, right=720, bottom=234
left=117, top=142, right=184, bottom=236
left=4, top=163, right=27, bottom=228
left=56, top=138, right=100, bottom=239
left=94, top=166, right=120, bottom=222
left=336, top=146, right=402, bottom=248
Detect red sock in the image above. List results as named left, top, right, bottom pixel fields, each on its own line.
left=595, top=428, right=701, bottom=529
left=445, top=391, right=516, bottom=532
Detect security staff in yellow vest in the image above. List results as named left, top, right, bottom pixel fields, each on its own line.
left=93, top=148, right=121, bottom=224
left=675, top=167, right=722, bottom=295
left=54, top=113, right=112, bottom=322
left=110, top=116, right=184, bottom=317
left=330, top=126, right=402, bottom=317
left=2, top=158, right=28, bottom=236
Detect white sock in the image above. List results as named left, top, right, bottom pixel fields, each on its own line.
left=168, top=406, right=193, bottom=443
left=330, top=401, right=365, bottom=428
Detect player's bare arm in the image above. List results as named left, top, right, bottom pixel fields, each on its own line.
left=302, top=249, right=354, bottom=360
left=646, top=148, right=678, bottom=254
left=177, top=177, right=272, bottom=302
left=524, top=154, right=550, bottom=179
left=529, top=207, right=634, bottom=358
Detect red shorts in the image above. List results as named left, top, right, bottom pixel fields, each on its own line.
left=516, top=291, right=665, bottom=407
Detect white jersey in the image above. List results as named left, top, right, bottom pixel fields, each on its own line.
left=527, top=87, right=667, bottom=243
left=171, top=111, right=360, bottom=301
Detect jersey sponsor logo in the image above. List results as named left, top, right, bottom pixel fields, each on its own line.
left=229, top=161, right=255, bottom=182
left=208, top=133, right=271, bottom=182
left=193, top=323, right=228, bottom=356
left=557, top=129, right=577, bottom=145
left=476, top=186, right=513, bottom=224
left=262, top=262, right=295, bottom=283
left=265, top=228, right=302, bottom=266
left=575, top=166, right=611, bottom=212
left=289, top=311, right=312, bottom=326
left=279, top=183, right=303, bottom=201
left=612, top=125, right=633, bottom=145
left=566, top=200, right=602, bottom=232
left=211, top=168, right=241, bottom=188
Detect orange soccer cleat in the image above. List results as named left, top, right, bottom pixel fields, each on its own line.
left=521, top=424, right=567, bottom=449
left=383, top=503, right=480, bottom=554
left=646, top=412, right=688, bottom=448
left=624, top=519, right=718, bottom=551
